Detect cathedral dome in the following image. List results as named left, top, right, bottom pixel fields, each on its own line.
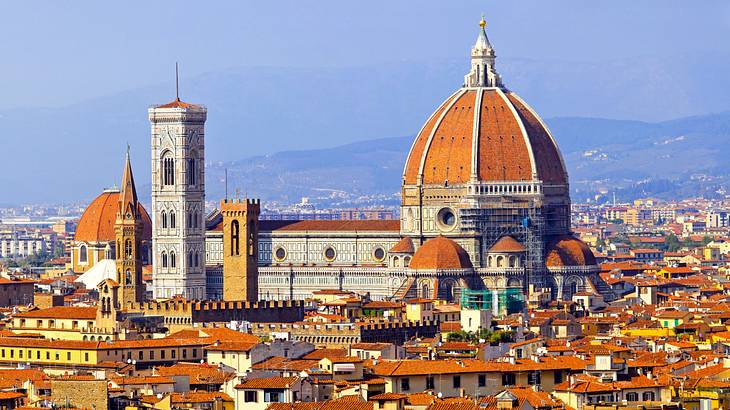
left=410, top=236, right=473, bottom=270
left=75, top=189, right=152, bottom=243
left=402, top=20, right=566, bottom=188
left=403, top=88, right=566, bottom=187
left=545, top=235, right=596, bottom=267
left=488, top=236, right=525, bottom=253
left=389, top=237, right=415, bottom=254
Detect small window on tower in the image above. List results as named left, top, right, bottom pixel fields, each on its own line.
left=231, top=220, right=240, bottom=256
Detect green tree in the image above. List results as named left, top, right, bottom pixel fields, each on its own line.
left=665, top=234, right=681, bottom=252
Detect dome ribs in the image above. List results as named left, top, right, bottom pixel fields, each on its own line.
left=421, top=91, right=476, bottom=185
left=76, top=191, right=153, bottom=243
left=477, top=90, right=532, bottom=181
left=403, top=92, right=459, bottom=185
left=505, top=93, right=567, bottom=185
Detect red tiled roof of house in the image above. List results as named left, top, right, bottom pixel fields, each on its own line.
left=15, top=306, right=97, bottom=320
left=236, top=376, right=298, bottom=389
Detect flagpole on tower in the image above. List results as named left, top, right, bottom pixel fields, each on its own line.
left=175, top=62, right=180, bottom=101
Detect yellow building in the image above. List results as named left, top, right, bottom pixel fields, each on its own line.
left=0, top=336, right=208, bottom=372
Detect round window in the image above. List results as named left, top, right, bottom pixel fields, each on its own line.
left=437, top=208, right=457, bottom=230
left=324, top=246, right=336, bottom=262
left=274, top=247, right=287, bottom=262
left=373, top=247, right=386, bottom=262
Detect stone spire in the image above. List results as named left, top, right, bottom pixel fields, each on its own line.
left=115, top=147, right=145, bottom=306
left=464, top=16, right=502, bottom=88
left=118, top=146, right=139, bottom=217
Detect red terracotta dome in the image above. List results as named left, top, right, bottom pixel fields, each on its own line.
left=389, top=237, right=415, bottom=254
left=489, top=236, right=525, bottom=253
left=545, top=235, right=596, bottom=267
left=410, top=236, right=473, bottom=270
left=403, top=88, right=567, bottom=186
left=75, top=190, right=152, bottom=243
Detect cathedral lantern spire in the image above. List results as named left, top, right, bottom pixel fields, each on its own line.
left=464, top=16, right=502, bottom=88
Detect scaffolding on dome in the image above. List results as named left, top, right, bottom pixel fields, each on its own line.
left=459, top=288, right=524, bottom=317
left=459, top=197, right=547, bottom=289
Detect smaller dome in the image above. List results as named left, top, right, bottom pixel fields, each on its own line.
left=410, top=236, right=473, bottom=270
left=488, top=236, right=525, bottom=253
left=390, top=237, right=415, bottom=254
left=545, top=235, right=596, bottom=267
left=75, top=190, right=152, bottom=243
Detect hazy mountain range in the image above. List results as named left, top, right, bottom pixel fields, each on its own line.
left=2, top=51, right=730, bottom=204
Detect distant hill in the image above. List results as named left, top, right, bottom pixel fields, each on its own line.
left=3, top=51, right=730, bottom=203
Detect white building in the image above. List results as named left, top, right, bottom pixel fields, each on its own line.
left=149, top=97, right=207, bottom=299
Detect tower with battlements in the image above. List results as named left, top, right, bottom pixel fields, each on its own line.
left=221, top=199, right=260, bottom=301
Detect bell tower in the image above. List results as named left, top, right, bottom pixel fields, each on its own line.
left=149, top=90, right=207, bottom=300
left=221, top=198, right=260, bottom=301
left=115, top=149, right=145, bottom=307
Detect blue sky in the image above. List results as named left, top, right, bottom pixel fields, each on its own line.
left=2, top=1, right=730, bottom=110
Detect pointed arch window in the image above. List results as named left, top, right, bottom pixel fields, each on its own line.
left=170, top=211, right=176, bottom=228
left=187, top=152, right=197, bottom=186
left=188, top=251, right=193, bottom=267
left=231, top=220, right=240, bottom=256
left=161, top=211, right=167, bottom=229
left=170, top=251, right=176, bottom=268
left=194, top=251, right=199, bottom=267
left=162, top=154, right=175, bottom=186
left=161, top=251, right=168, bottom=268
left=125, top=270, right=132, bottom=285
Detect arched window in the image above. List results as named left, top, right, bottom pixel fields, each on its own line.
left=393, top=256, right=401, bottom=267
left=188, top=251, right=193, bottom=267
left=125, top=270, right=132, bottom=285
left=187, top=153, right=197, bottom=186
left=422, top=283, right=430, bottom=298
left=79, top=244, right=88, bottom=263
left=497, top=255, right=505, bottom=267
left=162, top=154, right=175, bottom=186
left=642, top=392, right=654, bottom=401
left=404, top=256, right=411, bottom=267
left=194, top=211, right=199, bottom=228
left=194, top=251, right=199, bottom=267
left=170, top=251, right=176, bottom=268
left=187, top=212, right=192, bottom=229
left=231, top=220, right=240, bottom=256
left=626, top=393, right=638, bottom=402
left=125, top=239, right=133, bottom=259
left=170, top=211, right=176, bottom=228
left=509, top=255, right=517, bottom=268
left=161, top=251, right=168, bottom=268
left=161, top=211, right=167, bottom=228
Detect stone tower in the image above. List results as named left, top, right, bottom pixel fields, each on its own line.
left=115, top=150, right=145, bottom=307
left=149, top=97, right=207, bottom=300
left=221, top=199, right=260, bottom=301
